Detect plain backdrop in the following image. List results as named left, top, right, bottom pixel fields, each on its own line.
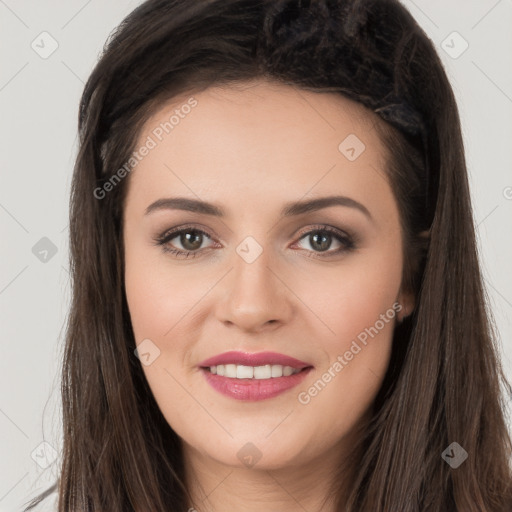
left=1, top=1, right=511, bottom=510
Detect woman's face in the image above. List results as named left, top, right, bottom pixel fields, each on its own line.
left=123, top=79, right=412, bottom=471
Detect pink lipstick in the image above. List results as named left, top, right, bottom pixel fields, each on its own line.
left=198, top=351, right=313, bottom=401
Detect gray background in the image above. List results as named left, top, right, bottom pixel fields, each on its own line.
left=1, top=1, right=511, bottom=510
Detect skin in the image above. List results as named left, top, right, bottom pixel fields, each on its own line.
left=123, top=79, right=414, bottom=512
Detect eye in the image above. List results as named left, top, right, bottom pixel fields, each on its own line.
left=154, top=224, right=356, bottom=259
left=154, top=225, right=217, bottom=259
left=293, top=225, right=355, bottom=258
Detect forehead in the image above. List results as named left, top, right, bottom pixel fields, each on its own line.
left=124, top=79, right=395, bottom=220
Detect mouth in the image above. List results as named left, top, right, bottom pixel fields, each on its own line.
left=198, top=351, right=314, bottom=401
left=202, top=363, right=305, bottom=378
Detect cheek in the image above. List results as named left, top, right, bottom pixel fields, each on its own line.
left=301, top=241, right=403, bottom=350
left=124, top=257, right=204, bottom=425
left=292, top=249, right=401, bottom=434
left=124, top=242, right=203, bottom=344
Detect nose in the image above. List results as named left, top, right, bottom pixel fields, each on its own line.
left=214, top=247, right=293, bottom=334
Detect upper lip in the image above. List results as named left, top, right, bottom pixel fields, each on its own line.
left=199, top=351, right=313, bottom=370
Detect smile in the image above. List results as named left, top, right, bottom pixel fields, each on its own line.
left=198, top=351, right=313, bottom=401
left=206, top=364, right=301, bottom=378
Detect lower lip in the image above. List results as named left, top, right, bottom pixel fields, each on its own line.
left=200, top=367, right=313, bottom=401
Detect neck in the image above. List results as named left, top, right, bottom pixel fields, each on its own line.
left=183, top=431, right=363, bottom=512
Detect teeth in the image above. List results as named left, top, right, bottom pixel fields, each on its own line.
left=236, top=365, right=253, bottom=379
left=208, top=364, right=301, bottom=379
left=254, top=364, right=272, bottom=379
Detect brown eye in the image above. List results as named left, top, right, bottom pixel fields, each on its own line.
left=306, top=232, right=333, bottom=252
left=177, top=230, right=205, bottom=251
left=295, top=226, right=355, bottom=257
left=155, top=226, right=216, bottom=258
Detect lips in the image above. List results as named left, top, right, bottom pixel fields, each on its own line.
left=198, top=351, right=312, bottom=369
left=198, top=351, right=314, bottom=401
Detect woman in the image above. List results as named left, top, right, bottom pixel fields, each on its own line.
left=24, top=0, right=512, bottom=510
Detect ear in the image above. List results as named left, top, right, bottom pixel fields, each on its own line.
left=396, top=229, right=430, bottom=322
left=396, top=289, right=415, bottom=323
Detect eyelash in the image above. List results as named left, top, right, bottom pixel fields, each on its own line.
left=153, top=224, right=356, bottom=260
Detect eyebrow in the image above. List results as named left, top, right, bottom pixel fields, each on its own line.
left=144, top=195, right=372, bottom=220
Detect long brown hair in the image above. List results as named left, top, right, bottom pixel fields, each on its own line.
left=23, top=0, right=512, bottom=510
